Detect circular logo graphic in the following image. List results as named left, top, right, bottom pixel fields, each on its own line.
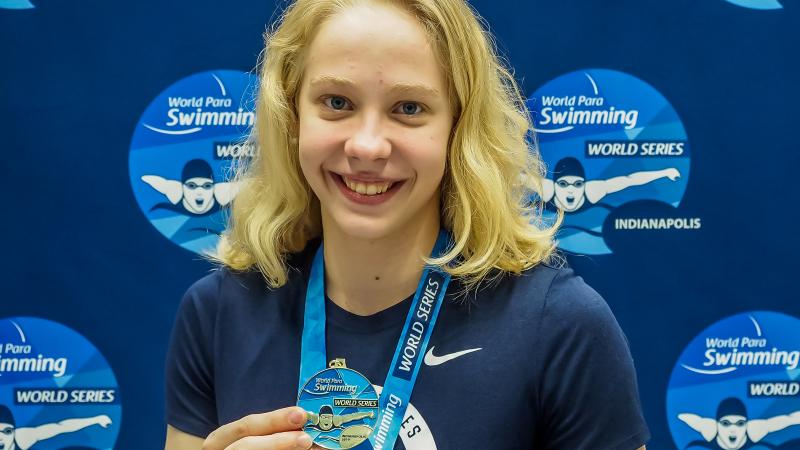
left=0, top=317, right=121, bottom=449
left=298, top=367, right=379, bottom=449
left=528, top=68, right=698, bottom=255
left=667, top=311, right=800, bottom=450
left=129, top=70, right=257, bottom=255
left=724, top=0, right=783, bottom=10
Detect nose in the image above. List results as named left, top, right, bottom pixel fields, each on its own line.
left=344, top=112, right=391, bottom=161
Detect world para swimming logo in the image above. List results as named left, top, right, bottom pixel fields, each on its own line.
left=0, top=317, right=122, bottom=449
left=667, top=311, right=800, bottom=450
left=527, top=69, right=701, bottom=255
left=128, top=70, right=257, bottom=255
left=724, top=0, right=783, bottom=10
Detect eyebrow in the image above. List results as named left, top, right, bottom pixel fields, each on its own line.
left=309, top=75, right=441, bottom=98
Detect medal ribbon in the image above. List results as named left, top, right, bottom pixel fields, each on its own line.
left=299, top=230, right=452, bottom=450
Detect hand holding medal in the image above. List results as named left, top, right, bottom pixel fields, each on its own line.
left=200, top=406, right=315, bottom=450
left=297, top=359, right=379, bottom=449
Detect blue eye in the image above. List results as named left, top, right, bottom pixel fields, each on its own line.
left=397, top=102, right=422, bottom=115
left=324, top=96, right=351, bottom=111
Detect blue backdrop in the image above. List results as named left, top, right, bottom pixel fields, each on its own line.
left=1, top=0, right=798, bottom=448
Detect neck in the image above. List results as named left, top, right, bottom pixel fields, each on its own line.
left=321, top=211, right=440, bottom=316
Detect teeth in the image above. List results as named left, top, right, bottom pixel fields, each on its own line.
left=343, top=177, right=393, bottom=196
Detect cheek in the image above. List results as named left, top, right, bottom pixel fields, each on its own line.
left=298, top=118, right=345, bottom=167
left=297, top=138, right=326, bottom=182
left=409, top=132, right=448, bottom=175
left=297, top=145, right=324, bottom=196
left=409, top=147, right=446, bottom=190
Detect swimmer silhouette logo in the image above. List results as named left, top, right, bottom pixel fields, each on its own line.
left=528, top=69, right=700, bottom=255
left=668, top=312, right=800, bottom=450
left=0, top=317, right=121, bottom=449
left=129, top=70, right=257, bottom=255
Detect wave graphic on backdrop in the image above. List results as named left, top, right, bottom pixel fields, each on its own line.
left=527, top=68, right=698, bottom=255
left=128, top=70, right=257, bottom=255
left=725, top=0, right=783, bottom=9
left=0, top=0, right=34, bottom=9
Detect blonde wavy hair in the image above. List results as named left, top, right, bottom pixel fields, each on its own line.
left=214, top=0, right=561, bottom=289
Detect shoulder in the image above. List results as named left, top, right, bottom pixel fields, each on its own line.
left=497, top=263, right=622, bottom=342
left=493, top=263, right=605, bottom=313
left=182, top=267, right=261, bottom=308
left=453, top=263, right=616, bottom=345
left=540, top=265, right=624, bottom=343
left=538, top=264, right=612, bottom=324
left=178, top=239, right=320, bottom=319
left=514, top=265, right=636, bottom=384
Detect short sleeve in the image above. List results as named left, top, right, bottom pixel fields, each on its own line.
left=536, top=269, right=650, bottom=450
left=165, top=274, right=220, bottom=438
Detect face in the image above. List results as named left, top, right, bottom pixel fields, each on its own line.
left=297, top=3, right=453, bottom=241
left=716, top=415, right=747, bottom=449
left=182, top=177, right=215, bottom=214
left=0, top=423, right=14, bottom=450
left=554, top=175, right=586, bottom=212
left=319, top=413, right=333, bottom=431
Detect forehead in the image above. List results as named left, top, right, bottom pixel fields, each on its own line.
left=303, top=4, right=445, bottom=91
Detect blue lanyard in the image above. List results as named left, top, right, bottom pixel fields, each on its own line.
left=298, top=230, right=452, bottom=450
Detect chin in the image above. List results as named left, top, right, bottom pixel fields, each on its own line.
left=336, top=217, right=397, bottom=241
left=326, top=206, right=409, bottom=239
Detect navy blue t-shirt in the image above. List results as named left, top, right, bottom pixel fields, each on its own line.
left=165, top=242, right=650, bottom=449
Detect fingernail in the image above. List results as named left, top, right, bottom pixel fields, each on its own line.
left=296, top=432, right=312, bottom=449
left=289, top=408, right=307, bottom=426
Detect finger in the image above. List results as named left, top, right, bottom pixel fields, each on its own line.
left=205, top=407, right=308, bottom=450
left=222, top=431, right=312, bottom=450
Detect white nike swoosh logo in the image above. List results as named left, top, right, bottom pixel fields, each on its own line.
left=424, top=346, right=482, bottom=366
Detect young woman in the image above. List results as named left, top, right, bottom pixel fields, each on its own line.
left=164, top=0, right=650, bottom=449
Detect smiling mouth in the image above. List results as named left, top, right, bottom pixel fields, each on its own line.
left=331, top=173, right=405, bottom=204
left=566, top=196, right=574, bottom=204
left=195, top=199, right=204, bottom=206
left=342, top=177, right=394, bottom=195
